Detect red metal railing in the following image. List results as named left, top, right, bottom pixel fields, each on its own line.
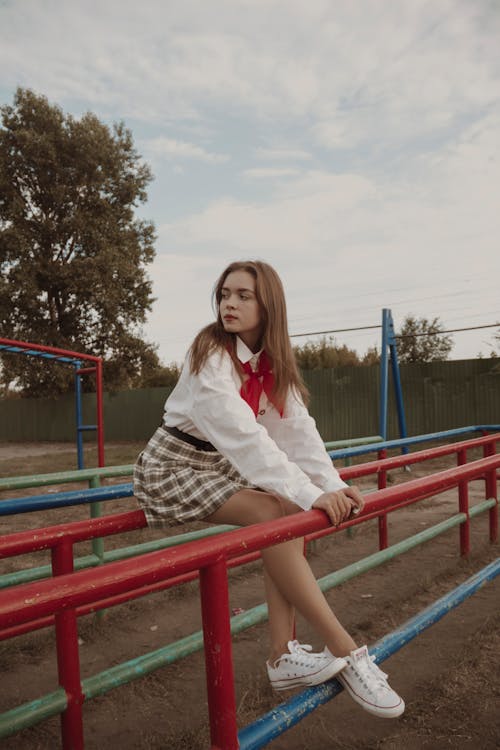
left=0, top=337, right=105, bottom=467
left=0, top=437, right=498, bottom=749
left=2, top=433, right=498, bottom=641
left=341, top=432, right=499, bottom=551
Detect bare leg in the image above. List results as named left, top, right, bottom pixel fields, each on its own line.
left=205, top=489, right=357, bottom=659
left=263, top=559, right=296, bottom=661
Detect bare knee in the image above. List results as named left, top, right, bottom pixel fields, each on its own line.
left=206, top=489, right=297, bottom=526
left=251, top=493, right=292, bottom=524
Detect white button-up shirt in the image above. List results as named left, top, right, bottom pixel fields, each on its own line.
left=164, top=337, right=348, bottom=510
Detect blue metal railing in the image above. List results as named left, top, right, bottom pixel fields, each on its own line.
left=238, top=557, right=500, bottom=749
left=1, top=425, right=498, bottom=517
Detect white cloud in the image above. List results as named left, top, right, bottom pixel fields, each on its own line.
left=144, top=136, right=228, bottom=163
left=158, top=170, right=378, bottom=261
left=1, top=0, right=499, bottom=363
left=155, top=115, right=500, bottom=360
left=255, top=147, right=312, bottom=161
left=243, top=167, right=301, bottom=179
left=3, top=0, right=498, bottom=133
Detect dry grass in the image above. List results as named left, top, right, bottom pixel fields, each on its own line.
left=236, top=673, right=277, bottom=726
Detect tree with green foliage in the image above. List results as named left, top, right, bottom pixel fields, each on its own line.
left=0, top=88, right=158, bottom=396
left=396, top=315, right=453, bottom=363
left=140, top=362, right=181, bottom=388
left=293, top=337, right=380, bottom=369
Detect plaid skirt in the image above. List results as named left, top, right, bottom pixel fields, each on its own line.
left=133, top=425, right=255, bottom=527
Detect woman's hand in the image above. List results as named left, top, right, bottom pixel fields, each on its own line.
left=312, top=486, right=365, bottom=526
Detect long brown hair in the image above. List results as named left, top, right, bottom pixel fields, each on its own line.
left=189, top=260, right=309, bottom=407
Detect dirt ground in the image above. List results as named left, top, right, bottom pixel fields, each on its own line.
left=0, top=442, right=499, bottom=750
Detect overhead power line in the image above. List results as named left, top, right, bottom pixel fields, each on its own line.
left=395, top=323, right=500, bottom=339
left=290, top=322, right=499, bottom=340
left=290, top=325, right=381, bottom=339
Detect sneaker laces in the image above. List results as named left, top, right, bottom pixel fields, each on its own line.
left=288, top=640, right=313, bottom=654
left=282, top=640, right=318, bottom=668
left=350, top=652, right=389, bottom=695
left=369, top=656, right=388, bottom=680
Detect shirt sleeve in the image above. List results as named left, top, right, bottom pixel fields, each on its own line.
left=265, top=388, right=349, bottom=494
left=186, top=350, right=325, bottom=510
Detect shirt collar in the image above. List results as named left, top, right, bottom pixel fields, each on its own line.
left=236, top=336, right=262, bottom=364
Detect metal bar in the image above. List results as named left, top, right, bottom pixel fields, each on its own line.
left=3, top=431, right=497, bottom=518
left=0, top=483, right=135, bottom=516
left=384, top=307, right=409, bottom=454
left=483, top=441, right=499, bottom=543
left=379, top=308, right=390, bottom=440
left=2, top=454, right=499, bottom=629
left=317, top=513, right=467, bottom=592
left=0, top=510, right=146, bottom=558
left=371, top=557, right=500, bottom=661
left=0, top=549, right=261, bottom=641
left=0, top=337, right=100, bottom=362
left=238, top=558, right=500, bottom=749
left=377, top=448, right=388, bottom=549
left=1, top=436, right=497, bottom=562
left=52, top=541, right=84, bottom=750
left=3, top=504, right=480, bottom=640
left=340, top=433, right=499, bottom=479
left=89, top=476, right=105, bottom=566
left=0, top=466, right=134, bottom=492
left=329, top=428, right=500, bottom=460
left=200, top=559, right=239, bottom=750
left=89, top=475, right=105, bottom=623
left=0, top=431, right=496, bottom=504
left=468, top=498, right=497, bottom=518
left=388, top=340, right=409, bottom=453
left=1, top=503, right=496, bottom=737
left=457, top=448, right=470, bottom=556
left=0, top=428, right=492, bottom=494
left=0, top=525, right=238, bottom=588
left=488, top=482, right=498, bottom=544
left=323, top=435, right=383, bottom=450
left=0, top=346, right=75, bottom=363
left=74, top=361, right=84, bottom=470
left=0, top=690, right=68, bottom=739
left=95, top=358, right=105, bottom=467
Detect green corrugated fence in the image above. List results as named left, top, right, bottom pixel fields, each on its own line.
left=0, top=358, right=499, bottom=443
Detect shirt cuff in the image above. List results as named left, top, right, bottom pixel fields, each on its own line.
left=292, top=483, right=324, bottom=511
left=323, top=477, right=350, bottom=492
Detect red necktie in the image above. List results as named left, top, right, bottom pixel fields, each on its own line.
left=239, top=351, right=283, bottom=417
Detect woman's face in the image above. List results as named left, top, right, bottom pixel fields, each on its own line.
left=219, top=270, right=263, bottom=352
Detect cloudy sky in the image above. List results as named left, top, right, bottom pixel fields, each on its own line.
left=1, top=0, right=499, bottom=364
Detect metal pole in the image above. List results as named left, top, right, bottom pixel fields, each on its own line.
left=377, top=448, right=388, bottom=549
left=199, top=558, right=239, bottom=750
left=52, top=541, right=84, bottom=750
left=483, top=439, right=498, bottom=542
left=95, top=359, right=105, bottom=467
left=74, top=362, right=84, bottom=470
left=379, top=309, right=390, bottom=440
left=385, top=309, right=409, bottom=455
left=389, top=342, right=409, bottom=454
left=457, top=449, right=470, bottom=556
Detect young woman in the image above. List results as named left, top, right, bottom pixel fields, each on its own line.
left=134, top=260, right=404, bottom=719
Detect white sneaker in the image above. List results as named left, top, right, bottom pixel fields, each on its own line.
left=337, top=645, right=404, bottom=718
left=267, top=640, right=347, bottom=691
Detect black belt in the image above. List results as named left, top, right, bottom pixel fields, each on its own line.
left=164, top=425, right=217, bottom=452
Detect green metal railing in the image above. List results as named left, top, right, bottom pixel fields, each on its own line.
left=1, top=500, right=496, bottom=739
left=0, top=436, right=383, bottom=591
